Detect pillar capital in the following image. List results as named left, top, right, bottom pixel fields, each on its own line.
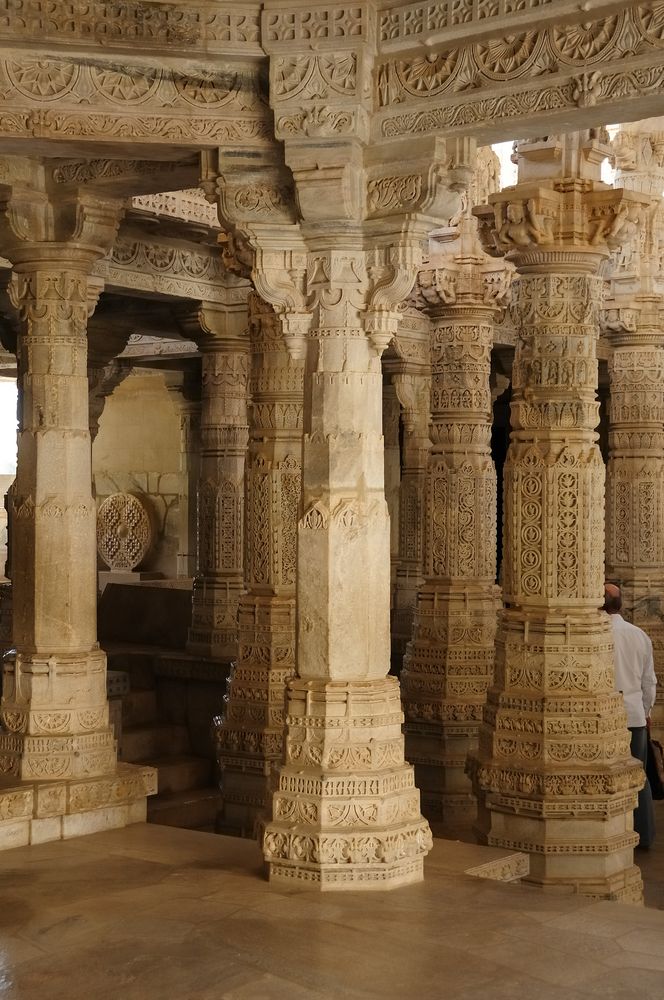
left=0, top=160, right=123, bottom=267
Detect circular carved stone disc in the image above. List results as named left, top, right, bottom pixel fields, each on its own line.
left=97, top=492, right=153, bottom=571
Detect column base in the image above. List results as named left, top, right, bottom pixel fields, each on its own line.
left=0, top=648, right=118, bottom=780
left=469, top=759, right=644, bottom=902
left=0, top=761, right=157, bottom=851
left=406, top=722, right=478, bottom=824
left=262, top=677, right=432, bottom=891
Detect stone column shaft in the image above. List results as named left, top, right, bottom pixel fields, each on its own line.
left=605, top=119, right=664, bottom=743
left=169, top=393, right=201, bottom=580
left=260, top=243, right=432, bottom=889
left=186, top=300, right=249, bottom=662
left=402, top=303, right=497, bottom=823
left=383, top=380, right=401, bottom=625
left=470, top=135, right=648, bottom=900
left=216, top=294, right=303, bottom=834
left=0, top=249, right=115, bottom=779
left=391, top=368, right=431, bottom=668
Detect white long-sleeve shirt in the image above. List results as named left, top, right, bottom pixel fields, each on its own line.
left=609, top=613, right=657, bottom=728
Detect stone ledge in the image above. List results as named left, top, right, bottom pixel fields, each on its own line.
left=0, top=762, right=157, bottom=852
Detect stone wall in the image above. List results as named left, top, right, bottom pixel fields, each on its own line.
left=92, top=370, right=182, bottom=580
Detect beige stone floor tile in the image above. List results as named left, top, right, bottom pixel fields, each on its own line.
left=0, top=823, right=664, bottom=999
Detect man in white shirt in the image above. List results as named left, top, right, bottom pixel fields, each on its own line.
left=604, top=583, right=657, bottom=848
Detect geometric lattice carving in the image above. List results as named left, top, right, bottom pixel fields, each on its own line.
left=96, top=492, right=153, bottom=571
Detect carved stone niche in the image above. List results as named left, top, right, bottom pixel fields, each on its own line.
left=96, top=491, right=159, bottom=589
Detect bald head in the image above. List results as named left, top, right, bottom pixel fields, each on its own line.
left=604, top=583, right=622, bottom=614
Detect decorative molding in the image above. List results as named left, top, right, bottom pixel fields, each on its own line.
left=0, top=1, right=263, bottom=56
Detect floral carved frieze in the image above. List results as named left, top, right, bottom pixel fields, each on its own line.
left=92, top=237, right=235, bottom=303
left=0, top=51, right=271, bottom=146
left=376, top=4, right=664, bottom=139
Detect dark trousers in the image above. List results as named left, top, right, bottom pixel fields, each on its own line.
left=630, top=726, right=656, bottom=849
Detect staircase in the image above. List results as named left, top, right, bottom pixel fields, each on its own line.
left=111, top=651, right=223, bottom=832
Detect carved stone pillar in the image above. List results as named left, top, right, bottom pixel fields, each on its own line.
left=400, top=216, right=509, bottom=824
left=604, top=119, right=664, bottom=743
left=469, top=134, right=649, bottom=901
left=183, top=295, right=249, bottom=662
left=0, top=174, right=120, bottom=780
left=383, top=380, right=401, bottom=625
left=215, top=293, right=303, bottom=834
left=258, top=242, right=433, bottom=888
left=390, top=351, right=431, bottom=671
left=205, top=12, right=476, bottom=885
left=166, top=371, right=201, bottom=580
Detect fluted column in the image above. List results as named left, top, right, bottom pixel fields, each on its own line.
left=470, top=133, right=648, bottom=901
left=215, top=293, right=303, bottom=834
left=0, top=177, right=122, bottom=780
left=604, top=119, right=664, bottom=743
left=401, top=225, right=508, bottom=824
left=184, top=296, right=249, bottom=662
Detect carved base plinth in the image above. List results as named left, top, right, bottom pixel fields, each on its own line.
left=0, top=761, right=157, bottom=851
left=401, top=584, right=496, bottom=824
left=188, top=576, right=243, bottom=661
left=215, top=596, right=296, bottom=836
left=470, top=613, right=645, bottom=901
left=405, top=723, right=478, bottom=823
left=0, top=648, right=117, bottom=780
left=262, top=677, right=432, bottom=891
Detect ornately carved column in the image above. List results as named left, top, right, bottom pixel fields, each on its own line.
left=258, top=241, right=432, bottom=887
left=0, top=179, right=121, bottom=780
left=470, top=134, right=648, bottom=900
left=604, top=119, right=664, bottom=743
left=166, top=372, right=201, bottom=580
left=206, top=3, right=477, bottom=887
left=183, top=294, right=249, bottom=662
left=215, top=293, right=304, bottom=834
left=390, top=337, right=431, bottom=669
left=383, top=380, right=401, bottom=624
left=401, top=217, right=509, bottom=824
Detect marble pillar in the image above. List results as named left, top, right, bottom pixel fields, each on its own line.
left=215, top=293, right=303, bottom=835
left=383, top=380, right=401, bottom=627
left=166, top=373, right=202, bottom=580
left=604, top=119, right=664, bottom=743
left=0, top=213, right=120, bottom=780
left=401, top=218, right=509, bottom=824
left=184, top=297, right=249, bottom=662
left=261, top=244, right=432, bottom=889
left=391, top=363, right=431, bottom=670
left=470, top=133, right=648, bottom=901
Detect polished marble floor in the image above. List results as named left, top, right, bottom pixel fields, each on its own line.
left=1, top=811, right=664, bottom=1000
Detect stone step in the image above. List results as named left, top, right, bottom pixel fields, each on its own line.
left=120, top=723, right=190, bottom=763
left=147, top=788, right=222, bottom=830
left=427, top=837, right=529, bottom=884
left=142, top=755, right=213, bottom=796
left=122, top=688, right=158, bottom=728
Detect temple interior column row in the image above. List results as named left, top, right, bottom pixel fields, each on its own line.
left=0, top=120, right=662, bottom=900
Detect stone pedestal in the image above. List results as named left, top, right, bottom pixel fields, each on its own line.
left=469, top=134, right=648, bottom=901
